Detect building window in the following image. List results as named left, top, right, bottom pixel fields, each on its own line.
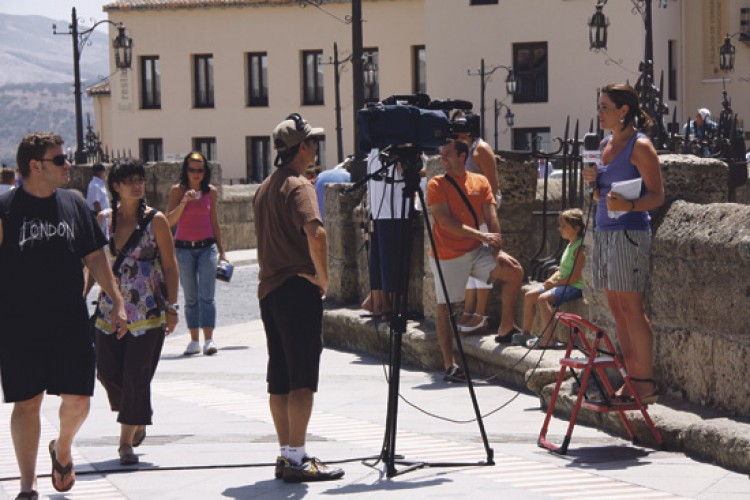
left=193, top=137, right=217, bottom=161
left=412, top=45, right=426, bottom=94
left=193, top=54, right=214, bottom=108
left=668, top=40, right=677, bottom=101
left=247, top=52, right=268, bottom=107
left=513, top=42, right=548, bottom=103
left=363, top=48, right=379, bottom=102
left=140, top=56, right=160, bottom=109
left=140, top=138, right=163, bottom=162
left=470, top=0, right=499, bottom=4
left=512, top=127, right=551, bottom=152
left=302, top=50, right=324, bottom=105
left=246, top=136, right=271, bottom=183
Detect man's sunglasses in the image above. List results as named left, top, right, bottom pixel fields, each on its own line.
left=37, top=154, right=68, bottom=167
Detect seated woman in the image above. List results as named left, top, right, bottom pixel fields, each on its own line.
left=523, top=208, right=585, bottom=349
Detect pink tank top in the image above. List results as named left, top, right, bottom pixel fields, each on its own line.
left=175, top=190, right=215, bottom=241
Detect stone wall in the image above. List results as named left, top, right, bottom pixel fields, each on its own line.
left=646, top=201, right=750, bottom=414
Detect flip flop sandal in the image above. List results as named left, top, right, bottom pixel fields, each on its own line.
left=118, top=446, right=139, bottom=466
left=48, top=440, right=75, bottom=493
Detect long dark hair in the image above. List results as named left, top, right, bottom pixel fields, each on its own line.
left=107, top=158, right=147, bottom=240
left=601, top=84, right=653, bottom=132
left=179, top=151, right=211, bottom=194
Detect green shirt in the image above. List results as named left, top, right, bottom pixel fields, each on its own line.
left=558, top=239, right=584, bottom=289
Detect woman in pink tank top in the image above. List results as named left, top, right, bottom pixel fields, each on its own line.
left=167, top=152, right=230, bottom=356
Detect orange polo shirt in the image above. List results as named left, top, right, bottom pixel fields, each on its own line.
left=426, top=172, right=495, bottom=260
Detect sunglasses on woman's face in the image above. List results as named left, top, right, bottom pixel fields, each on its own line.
left=188, top=168, right=205, bottom=174
left=37, top=154, right=68, bottom=167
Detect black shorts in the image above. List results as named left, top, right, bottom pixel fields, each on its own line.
left=260, top=277, right=323, bottom=395
left=0, top=337, right=96, bottom=403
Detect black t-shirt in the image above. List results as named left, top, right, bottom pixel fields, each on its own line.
left=0, top=187, right=106, bottom=346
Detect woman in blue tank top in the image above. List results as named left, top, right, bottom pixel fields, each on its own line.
left=582, top=84, right=664, bottom=405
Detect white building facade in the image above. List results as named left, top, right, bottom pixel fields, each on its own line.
left=94, top=0, right=749, bottom=180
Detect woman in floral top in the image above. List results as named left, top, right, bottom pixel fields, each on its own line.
left=92, top=158, right=179, bottom=466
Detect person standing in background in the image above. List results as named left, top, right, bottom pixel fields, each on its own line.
left=166, top=152, right=230, bottom=356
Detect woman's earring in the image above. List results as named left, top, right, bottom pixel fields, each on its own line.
left=619, top=116, right=625, bottom=125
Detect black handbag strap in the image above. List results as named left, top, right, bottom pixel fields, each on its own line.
left=109, top=210, right=157, bottom=278
left=443, top=174, right=479, bottom=229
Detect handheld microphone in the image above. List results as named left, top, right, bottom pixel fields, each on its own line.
left=582, top=133, right=600, bottom=194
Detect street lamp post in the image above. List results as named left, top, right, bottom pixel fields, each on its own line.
left=324, top=43, right=376, bottom=164
left=53, top=7, right=132, bottom=165
left=493, top=99, right=515, bottom=151
left=327, top=42, right=347, bottom=164
left=468, top=58, right=518, bottom=139
left=588, top=0, right=669, bottom=148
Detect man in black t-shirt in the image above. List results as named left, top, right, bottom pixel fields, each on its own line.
left=0, top=132, right=127, bottom=498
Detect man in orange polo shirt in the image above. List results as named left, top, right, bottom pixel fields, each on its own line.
left=427, top=141, right=523, bottom=382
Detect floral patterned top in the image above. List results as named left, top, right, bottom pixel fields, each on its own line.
left=95, top=212, right=167, bottom=336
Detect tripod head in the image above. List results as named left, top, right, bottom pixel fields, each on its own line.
left=379, top=145, right=425, bottom=196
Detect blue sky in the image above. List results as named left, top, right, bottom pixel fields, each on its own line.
left=1, top=1, right=111, bottom=30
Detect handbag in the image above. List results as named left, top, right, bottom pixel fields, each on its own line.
left=90, top=210, right=158, bottom=337
left=216, top=260, right=234, bottom=282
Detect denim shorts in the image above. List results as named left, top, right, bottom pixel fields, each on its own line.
left=538, top=285, right=583, bottom=306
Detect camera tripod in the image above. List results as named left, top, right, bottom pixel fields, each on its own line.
left=373, top=146, right=494, bottom=477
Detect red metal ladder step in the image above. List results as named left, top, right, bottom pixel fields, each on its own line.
left=537, top=313, right=663, bottom=455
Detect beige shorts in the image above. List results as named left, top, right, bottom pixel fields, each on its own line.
left=430, top=246, right=496, bottom=305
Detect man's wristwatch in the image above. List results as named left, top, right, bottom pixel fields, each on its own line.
left=166, top=303, right=179, bottom=312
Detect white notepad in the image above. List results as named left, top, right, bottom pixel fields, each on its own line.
left=608, top=178, right=642, bottom=219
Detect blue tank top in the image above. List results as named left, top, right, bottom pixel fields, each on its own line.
left=595, top=132, right=650, bottom=232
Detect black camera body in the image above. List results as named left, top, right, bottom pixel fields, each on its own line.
left=356, top=94, right=474, bottom=152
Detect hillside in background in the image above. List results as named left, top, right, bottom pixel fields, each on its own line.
left=0, top=83, right=93, bottom=166
left=0, top=13, right=109, bottom=166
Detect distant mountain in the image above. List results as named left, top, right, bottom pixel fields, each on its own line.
left=0, top=13, right=110, bottom=86
left=0, top=13, right=110, bottom=166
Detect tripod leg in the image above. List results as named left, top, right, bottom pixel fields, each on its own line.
left=416, top=186, right=494, bottom=465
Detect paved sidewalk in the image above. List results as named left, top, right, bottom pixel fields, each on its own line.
left=2, top=318, right=747, bottom=499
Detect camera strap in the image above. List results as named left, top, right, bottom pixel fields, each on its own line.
left=443, top=174, right=479, bottom=229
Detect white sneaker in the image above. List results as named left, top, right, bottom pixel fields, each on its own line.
left=184, top=340, right=201, bottom=355
left=203, top=339, right=218, bottom=356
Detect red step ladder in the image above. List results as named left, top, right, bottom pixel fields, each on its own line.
left=538, top=312, right=663, bottom=455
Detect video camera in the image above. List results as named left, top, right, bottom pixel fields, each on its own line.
left=356, top=93, right=476, bottom=152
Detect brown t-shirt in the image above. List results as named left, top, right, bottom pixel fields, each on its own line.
left=254, top=166, right=322, bottom=300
